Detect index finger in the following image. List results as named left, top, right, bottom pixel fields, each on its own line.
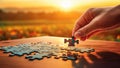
left=72, top=8, right=95, bottom=36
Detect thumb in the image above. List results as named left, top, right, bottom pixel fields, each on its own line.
left=74, top=28, right=102, bottom=41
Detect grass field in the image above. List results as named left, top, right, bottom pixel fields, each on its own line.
left=0, top=20, right=74, bottom=40
left=0, top=20, right=120, bottom=41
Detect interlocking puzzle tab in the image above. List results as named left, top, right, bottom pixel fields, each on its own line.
left=64, top=36, right=79, bottom=46
left=0, top=41, right=95, bottom=61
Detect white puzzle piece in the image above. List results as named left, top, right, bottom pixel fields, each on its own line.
left=0, top=42, right=95, bottom=60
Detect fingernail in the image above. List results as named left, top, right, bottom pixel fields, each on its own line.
left=80, top=36, right=87, bottom=41
left=74, top=32, right=86, bottom=41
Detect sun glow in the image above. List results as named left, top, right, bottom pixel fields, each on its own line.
left=58, top=0, right=74, bottom=11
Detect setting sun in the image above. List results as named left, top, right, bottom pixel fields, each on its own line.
left=0, top=0, right=120, bottom=11
left=58, top=0, right=74, bottom=11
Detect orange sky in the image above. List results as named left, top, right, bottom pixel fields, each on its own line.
left=0, top=0, right=119, bottom=11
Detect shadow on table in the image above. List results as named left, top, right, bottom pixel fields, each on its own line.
left=72, top=51, right=120, bottom=68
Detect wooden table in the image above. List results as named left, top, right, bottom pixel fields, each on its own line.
left=0, top=36, right=120, bottom=68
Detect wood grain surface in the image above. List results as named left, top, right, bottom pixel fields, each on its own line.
left=0, top=36, right=120, bottom=68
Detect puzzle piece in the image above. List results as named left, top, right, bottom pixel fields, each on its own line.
left=26, top=53, right=43, bottom=60
left=64, top=47, right=95, bottom=53
left=80, top=48, right=95, bottom=53
left=66, top=51, right=77, bottom=60
left=66, top=46, right=76, bottom=51
left=53, top=52, right=62, bottom=59
left=0, top=41, right=95, bottom=61
left=74, top=48, right=95, bottom=53
left=64, top=36, right=79, bottom=46
left=1, top=44, right=34, bottom=56
left=67, top=56, right=77, bottom=60
left=0, top=46, right=2, bottom=50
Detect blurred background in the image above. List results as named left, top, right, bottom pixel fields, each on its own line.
left=0, top=0, right=120, bottom=41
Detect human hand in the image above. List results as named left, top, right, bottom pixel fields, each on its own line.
left=72, top=5, right=120, bottom=41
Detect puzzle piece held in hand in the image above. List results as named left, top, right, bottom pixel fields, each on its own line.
left=64, top=36, right=79, bottom=46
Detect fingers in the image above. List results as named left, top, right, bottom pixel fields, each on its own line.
left=72, top=8, right=95, bottom=36
left=72, top=8, right=105, bottom=40
left=74, top=14, right=105, bottom=41
left=74, top=12, right=120, bottom=41
left=74, top=22, right=103, bottom=41
left=72, top=7, right=117, bottom=41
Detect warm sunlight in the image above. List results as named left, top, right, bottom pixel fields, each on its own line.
left=0, top=0, right=120, bottom=11
left=58, top=0, right=74, bottom=11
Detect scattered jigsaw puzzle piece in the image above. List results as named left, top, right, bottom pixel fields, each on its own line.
left=0, top=41, right=95, bottom=61
left=54, top=55, right=61, bottom=59
left=9, top=53, right=15, bottom=57
left=26, top=53, right=43, bottom=60
left=66, top=46, right=76, bottom=51
left=79, top=48, right=95, bottom=53
left=67, top=56, right=77, bottom=60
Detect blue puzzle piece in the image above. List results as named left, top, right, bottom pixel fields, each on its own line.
left=26, top=53, right=45, bottom=60
left=0, top=42, right=95, bottom=61
left=64, top=36, right=79, bottom=46
left=67, top=56, right=76, bottom=60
